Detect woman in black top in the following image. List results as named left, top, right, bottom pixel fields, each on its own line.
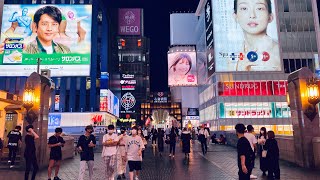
left=169, top=127, right=177, bottom=158
left=181, top=128, right=191, bottom=158
left=157, top=129, right=165, bottom=156
left=265, top=131, right=280, bottom=180
left=24, top=124, right=40, bottom=180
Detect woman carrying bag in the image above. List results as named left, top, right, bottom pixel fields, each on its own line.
left=258, top=127, right=267, bottom=176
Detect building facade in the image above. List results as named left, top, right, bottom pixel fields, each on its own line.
left=194, top=0, right=320, bottom=135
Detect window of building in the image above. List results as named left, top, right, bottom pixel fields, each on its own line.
left=283, top=59, right=314, bottom=73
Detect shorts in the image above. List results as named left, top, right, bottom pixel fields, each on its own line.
left=49, top=152, right=62, bottom=161
left=128, top=161, right=142, bottom=172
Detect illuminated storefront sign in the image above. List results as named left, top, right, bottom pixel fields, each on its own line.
left=120, top=80, right=137, bottom=85
left=153, top=92, right=168, bottom=103
left=55, top=95, right=60, bottom=111
left=218, top=81, right=287, bottom=96
left=219, top=102, right=290, bottom=119
left=121, top=92, right=136, bottom=113
left=122, top=74, right=135, bottom=79
left=121, top=85, right=135, bottom=91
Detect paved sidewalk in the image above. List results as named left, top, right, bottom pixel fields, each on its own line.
left=1, top=141, right=320, bottom=179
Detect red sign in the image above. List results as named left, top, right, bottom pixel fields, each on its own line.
left=218, top=81, right=272, bottom=96
left=272, top=81, right=287, bottom=95
left=91, top=115, right=103, bottom=124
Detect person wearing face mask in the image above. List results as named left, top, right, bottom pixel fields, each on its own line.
left=102, top=125, right=119, bottom=180
left=126, top=126, right=145, bottom=180
left=117, top=127, right=128, bottom=180
left=258, top=127, right=267, bottom=176
left=138, top=129, right=147, bottom=158
left=77, top=125, right=96, bottom=180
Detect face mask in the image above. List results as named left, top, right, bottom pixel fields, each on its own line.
left=132, top=129, right=137, bottom=135
left=87, top=129, right=93, bottom=134
left=260, top=131, right=264, bottom=134
left=108, top=130, right=114, bottom=134
left=121, top=130, right=125, bottom=134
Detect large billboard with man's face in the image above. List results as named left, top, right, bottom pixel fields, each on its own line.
left=213, top=0, right=281, bottom=72
left=168, top=51, right=197, bottom=86
left=0, top=5, right=92, bottom=76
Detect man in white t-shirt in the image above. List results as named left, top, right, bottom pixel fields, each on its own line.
left=117, top=127, right=129, bottom=180
left=102, top=125, right=119, bottom=180
left=244, top=125, right=258, bottom=179
left=126, top=126, right=145, bottom=180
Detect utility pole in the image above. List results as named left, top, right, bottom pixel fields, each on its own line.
left=37, top=58, right=41, bottom=74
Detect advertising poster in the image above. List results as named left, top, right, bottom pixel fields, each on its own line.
left=118, top=8, right=141, bottom=36
left=100, top=89, right=108, bottom=112
left=0, top=5, right=92, bottom=76
left=48, top=114, right=61, bottom=129
left=168, top=51, right=197, bottom=86
left=121, top=91, right=136, bottom=113
left=113, top=95, right=120, bottom=117
left=213, top=0, right=281, bottom=72
left=204, top=0, right=215, bottom=78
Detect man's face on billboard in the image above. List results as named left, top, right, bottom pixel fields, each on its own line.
left=234, top=0, right=273, bottom=35
left=36, top=14, right=59, bottom=44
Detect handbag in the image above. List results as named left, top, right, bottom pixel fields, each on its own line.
left=261, top=145, right=267, bottom=158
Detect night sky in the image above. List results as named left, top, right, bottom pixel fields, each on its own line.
left=105, top=0, right=200, bottom=92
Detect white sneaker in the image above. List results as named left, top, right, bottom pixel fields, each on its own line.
left=250, top=174, right=258, bottom=179
left=135, top=176, right=139, bottom=180
left=10, top=165, right=14, bottom=168
left=172, top=155, right=175, bottom=158
left=7, top=160, right=11, bottom=164
left=169, top=154, right=171, bottom=157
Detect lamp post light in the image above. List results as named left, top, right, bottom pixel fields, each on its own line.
left=23, top=85, right=36, bottom=125
left=304, top=77, right=320, bottom=121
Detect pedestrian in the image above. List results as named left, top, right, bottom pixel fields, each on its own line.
left=157, top=128, right=165, bottom=156
left=126, top=126, right=145, bottom=180
left=77, top=125, right=96, bottom=180
left=198, top=125, right=209, bottom=155
left=47, top=127, right=65, bottom=180
left=169, top=126, right=177, bottom=158
left=181, top=127, right=191, bottom=158
left=24, top=124, right=39, bottom=180
left=165, top=125, right=171, bottom=139
left=143, top=128, right=148, bottom=142
left=244, top=125, right=258, bottom=179
left=117, top=127, right=129, bottom=180
left=265, top=131, right=280, bottom=180
left=151, top=127, right=158, bottom=146
left=191, top=127, right=196, bottom=141
left=235, top=123, right=254, bottom=180
left=7, top=125, right=22, bottom=168
left=138, top=129, right=147, bottom=158
left=204, top=125, right=211, bottom=145
left=258, top=127, right=267, bottom=176
left=102, top=124, right=119, bottom=180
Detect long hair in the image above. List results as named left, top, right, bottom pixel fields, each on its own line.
left=169, top=53, right=192, bottom=75
left=259, top=127, right=267, bottom=138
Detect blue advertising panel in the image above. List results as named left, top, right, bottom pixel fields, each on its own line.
left=48, top=114, right=61, bottom=129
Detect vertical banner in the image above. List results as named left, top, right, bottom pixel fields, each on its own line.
left=54, top=95, right=60, bottom=111
left=100, top=89, right=108, bottom=112
left=118, top=8, right=141, bottom=35
left=204, top=0, right=215, bottom=78
left=213, top=0, right=281, bottom=72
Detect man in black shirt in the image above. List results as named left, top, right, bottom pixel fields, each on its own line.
left=24, top=124, right=40, bottom=180
left=7, top=125, right=22, bottom=168
left=77, top=125, right=96, bottom=180
left=48, top=128, right=65, bottom=180
left=235, top=123, right=253, bottom=180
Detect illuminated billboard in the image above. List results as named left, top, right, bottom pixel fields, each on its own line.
left=0, top=5, right=92, bottom=76
left=213, top=0, right=281, bottom=72
left=118, top=9, right=141, bottom=36
left=168, top=51, right=197, bottom=86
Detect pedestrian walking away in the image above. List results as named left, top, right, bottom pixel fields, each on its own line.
left=117, top=127, right=129, bottom=180
left=169, top=126, right=177, bottom=158
left=7, top=125, right=22, bottom=168
left=47, top=127, right=65, bottom=180
left=198, top=125, right=209, bottom=155
left=244, top=125, right=258, bottom=179
left=24, top=124, right=39, bottom=180
left=181, top=127, right=191, bottom=158
left=151, top=127, right=158, bottom=146
left=77, top=125, right=96, bottom=180
left=102, top=124, right=119, bottom=180
left=138, top=129, right=147, bottom=158
left=235, top=123, right=254, bottom=180
left=265, top=131, right=280, bottom=180
left=258, top=127, right=267, bottom=176
left=157, top=128, right=165, bottom=156
left=126, top=126, right=145, bottom=180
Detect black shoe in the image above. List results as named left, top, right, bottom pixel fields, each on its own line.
left=54, top=177, right=61, bottom=180
left=117, top=175, right=122, bottom=179
left=263, top=172, right=266, bottom=176
left=122, top=174, right=126, bottom=179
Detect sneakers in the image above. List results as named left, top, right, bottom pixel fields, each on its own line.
left=7, top=160, right=11, bottom=164
left=54, top=177, right=61, bottom=180
left=172, top=155, right=175, bottom=158
left=169, top=154, right=171, bottom=157
left=250, top=174, right=258, bottom=179
left=9, top=165, right=14, bottom=168
left=135, top=176, right=139, bottom=180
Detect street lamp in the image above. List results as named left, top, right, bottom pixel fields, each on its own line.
left=304, top=77, right=320, bottom=121
left=23, top=85, right=36, bottom=125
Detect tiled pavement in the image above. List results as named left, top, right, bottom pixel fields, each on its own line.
left=1, top=141, right=320, bottom=180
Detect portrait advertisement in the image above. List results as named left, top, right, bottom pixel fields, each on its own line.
left=0, top=5, right=92, bottom=76
left=213, top=0, right=281, bottom=72
left=168, top=51, right=197, bottom=86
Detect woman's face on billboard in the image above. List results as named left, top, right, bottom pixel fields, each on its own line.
left=234, top=0, right=273, bottom=35
left=175, top=58, right=190, bottom=75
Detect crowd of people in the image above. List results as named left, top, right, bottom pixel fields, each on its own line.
left=0, top=123, right=281, bottom=180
